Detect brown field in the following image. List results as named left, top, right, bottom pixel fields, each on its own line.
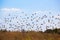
left=0, top=30, right=60, bottom=40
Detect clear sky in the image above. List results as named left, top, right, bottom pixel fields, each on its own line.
left=0, top=0, right=60, bottom=11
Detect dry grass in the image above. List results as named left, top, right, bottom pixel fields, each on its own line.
left=0, top=31, right=60, bottom=40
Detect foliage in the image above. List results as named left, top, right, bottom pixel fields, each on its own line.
left=44, top=28, right=60, bottom=34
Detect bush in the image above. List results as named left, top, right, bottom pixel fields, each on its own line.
left=44, top=28, right=60, bottom=34
left=0, top=29, right=7, bottom=32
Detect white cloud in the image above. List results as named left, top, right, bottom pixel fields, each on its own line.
left=0, top=8, right=23, bottom=17
left=0, top=8, right=22, bottom=12
left=54, top=16, right=60, bottom=18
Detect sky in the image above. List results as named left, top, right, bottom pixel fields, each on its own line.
left=0, top=0, right=60, bottom=31
left=0, top=0, right=60, bottom=11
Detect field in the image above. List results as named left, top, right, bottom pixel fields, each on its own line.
left=0, top=29, right=60, bottom=40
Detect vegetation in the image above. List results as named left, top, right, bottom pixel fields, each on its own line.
left=0, top=29, right=60, bottom=40
left=44, top=28, right=60, bottom=34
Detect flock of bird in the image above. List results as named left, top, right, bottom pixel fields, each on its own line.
left=0, top=10, right=60, bottom=32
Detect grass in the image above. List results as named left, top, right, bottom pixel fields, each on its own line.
left=0, top=30, right=60, bottom=40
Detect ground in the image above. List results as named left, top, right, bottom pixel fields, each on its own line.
left=0, top=30, right=60, bottom=40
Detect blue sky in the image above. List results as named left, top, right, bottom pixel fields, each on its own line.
left=0, top=0, right=60, bottom=11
